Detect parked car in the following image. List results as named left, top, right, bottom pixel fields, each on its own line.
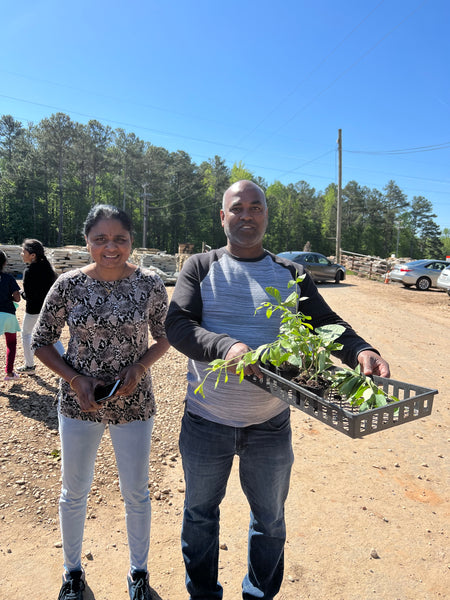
left=437, top=265, right=450, bottom=295
left=389, top=259, right=450, bottom=290
left=277, top=251, right=346, bottom=283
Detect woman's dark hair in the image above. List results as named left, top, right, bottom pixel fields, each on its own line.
left=23, top=239, right=55, bottom=273
left=83, top=205, right=133, bottom=237
left=23, top=239, right=47, bottom=261
left=0, top=250, right=6, bottom=271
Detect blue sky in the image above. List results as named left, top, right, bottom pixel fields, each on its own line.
left=1, top=0, right=449, bottom=231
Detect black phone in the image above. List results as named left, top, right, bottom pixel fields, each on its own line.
left=94, top=379, right=122, bottom=403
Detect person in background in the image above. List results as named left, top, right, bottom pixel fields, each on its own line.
left=18, top=239, right=64, bottom=372
left=165, top=180, right=390, bottom=600
left=0, top=250, right=22, bottom=381
left=32, top=205, right=170, bottom=600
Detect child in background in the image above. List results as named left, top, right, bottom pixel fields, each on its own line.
left=0, top=250, right=21, bottom=380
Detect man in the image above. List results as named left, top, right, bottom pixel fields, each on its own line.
left=165, top=180, right=390, bottom=600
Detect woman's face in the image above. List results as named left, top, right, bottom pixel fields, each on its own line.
left=21, top=248, right=35, bottom=264
left=85, top=218, right=133, bottom=270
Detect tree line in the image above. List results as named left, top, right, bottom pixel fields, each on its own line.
left=0, top=113, right=447, bottom=259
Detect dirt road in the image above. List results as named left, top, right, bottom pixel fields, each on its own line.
left=1, top=275, right=448, bottom=599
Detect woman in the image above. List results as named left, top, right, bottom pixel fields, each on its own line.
left=0, top=250, right=21, bottom=380
left=32, top=205, right=170, bottom=600
left=19, top=239, right=64, bottom=372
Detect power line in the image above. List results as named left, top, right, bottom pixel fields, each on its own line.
left=346, top=141, right=450, bottom=155
left=236, top=0, right=431, bottom=162
left=0, top=68, right=227, bottom=128
left=272, top=150, right=335, bottom=179
left=226, top=0, right=388, bottom=157
left=0, top=93, right=245, bottom=152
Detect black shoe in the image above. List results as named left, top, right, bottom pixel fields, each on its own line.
left=17, top=365, right=36, bottom=373
left=127, top=569, right=151, bottom=600
left=58, top=570, right=85, bottom=600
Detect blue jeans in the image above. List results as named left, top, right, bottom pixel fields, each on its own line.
left=179, top=408, right=294, bottom=600
left=58, top=413, right=154, bottom=574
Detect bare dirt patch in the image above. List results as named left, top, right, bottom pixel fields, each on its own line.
left=1, top=276, right=449, bottom=600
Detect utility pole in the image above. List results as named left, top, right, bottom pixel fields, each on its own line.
left=336, top=129, right=342, bottom=263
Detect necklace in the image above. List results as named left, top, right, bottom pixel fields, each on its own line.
left=98, top=280, right=118, bottom=295
left=93, top=264, right=129, bottom=295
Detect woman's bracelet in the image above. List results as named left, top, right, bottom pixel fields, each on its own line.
left=136, top=362, right=147, bottom=374
left=69, top=374, right=83, bottom=389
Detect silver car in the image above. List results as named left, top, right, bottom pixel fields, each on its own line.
left=277, top=251, right=346, bottom=283
left=390, top=259, right=450, bottom=290
left=437, top=265, right=450, bottom=295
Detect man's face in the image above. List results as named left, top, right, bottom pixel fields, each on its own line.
left=220, top=182, right=268, bottom=257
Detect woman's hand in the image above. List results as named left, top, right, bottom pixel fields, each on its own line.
left=70, top=375, right=108, bottom=412
left=34, top=345, right=110, bottom=413
left=114, top=338, right=170, bottom=397
left=115, top=363, right=147, bottom=398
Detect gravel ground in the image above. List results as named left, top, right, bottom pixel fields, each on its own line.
left=1, top=278, right=449, bottom=600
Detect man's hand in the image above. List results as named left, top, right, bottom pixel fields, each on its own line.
left=224, top=342, right=263, bottom=379
left=357, top=350, right=390, bottom=378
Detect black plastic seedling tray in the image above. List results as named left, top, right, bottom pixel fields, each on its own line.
left=246, top=366, right=437, bottom=438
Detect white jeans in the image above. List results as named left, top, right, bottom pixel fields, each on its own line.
left=58, top=413, right=154, bottom=573
left=22, top=312, right=64, bottom=366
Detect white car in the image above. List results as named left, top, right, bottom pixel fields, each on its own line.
left=389, top=259, right=450, bottom=290
left=437, top=265, right=450, bottom=295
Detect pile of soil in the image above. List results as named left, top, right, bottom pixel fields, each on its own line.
left=1, top=276, right=448, bottom=599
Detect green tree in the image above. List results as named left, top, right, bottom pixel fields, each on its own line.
left=82, top=120, right=113, bottom=206
left=361, top=189, right=391, bottom=257
left=141, top=145, right=172, bottom=248
left=409, top=196, right=443, bottom=258
left=381, top=181, right=409, bottom=256
left=36, top=113, right=76, bottom=245
left=0, top=115, right=24, bottom=241
left=441, top=228, right=450, bottom=257
left=341, top=181, right=369, bottom=253
left=265, top=181, right=321, bottom=254
left=230, top=161, right=254, bottom=183
left=320, top=184, right=337, bottom=255
left=164, top=150, right=202, bottom=253
left=0, top=111, right=446, bottom=258
left=110, top=128, right=145, bottom=213
left=0, top=115, right=44, bottom=243
left=0, top=115, right=24, bottom=161
left=265, top=181, right=292, bottom=251
left=199, top=156, right=230, bottom=249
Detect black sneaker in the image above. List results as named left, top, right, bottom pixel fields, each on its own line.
left=17, top=365, right=36, bottom=373
left=58, top=570, right=85, bottom=600
left=127, top=569, right=151, bottom=600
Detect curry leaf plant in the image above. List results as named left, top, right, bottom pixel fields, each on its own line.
left=194, top=277, right=398, bottom=412
left=329, top=365, right=398, bottom=411
left=195, top=277, right=343, bottom=394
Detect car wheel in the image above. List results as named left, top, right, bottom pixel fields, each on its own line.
left=416, top=277, right=431, bottom=291
left=334, top=271, right=343, bottom=284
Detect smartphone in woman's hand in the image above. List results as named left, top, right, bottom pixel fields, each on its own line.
left=94, top=380, right=122, bottom=403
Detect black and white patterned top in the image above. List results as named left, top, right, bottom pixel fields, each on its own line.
left=32, top=267, right=168, bottom=424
